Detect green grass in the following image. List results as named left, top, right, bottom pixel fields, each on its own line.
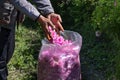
left=8, top=23, right=43, bottom=80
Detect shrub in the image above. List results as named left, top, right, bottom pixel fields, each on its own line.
left=92, top=0, right=120, bottom=41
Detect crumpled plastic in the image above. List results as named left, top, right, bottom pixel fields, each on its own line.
left=38, top=30, right=82, bottom=80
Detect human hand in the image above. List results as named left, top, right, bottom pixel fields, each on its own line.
left=47, top=13, right=64, bottom=34
left=37, top=15, right=55, bottom=40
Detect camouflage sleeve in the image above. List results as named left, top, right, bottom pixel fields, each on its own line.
left=33, top=0, right=54, bottom=16
left=10, top=0, right=40, bottom=21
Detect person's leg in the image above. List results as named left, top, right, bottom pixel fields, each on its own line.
left=6, top=27, right=15, bottom=64
left=0, top=27, right=11, bottom=80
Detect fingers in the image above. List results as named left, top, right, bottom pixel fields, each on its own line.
left=56, top=21, right=64, bottom=32
left=39, top=14, right=64, bottom=40
left=48, top=20, right=56, bottom=30
left=57, top=15, right=62, bottom=23
left=48, top=20, right=63, bottom=35
left=52, top=14, right=64, bottom=31
left=55, top=28, right=60, bottom=35
left=38, top=15, right=52, bottom=41
left=43, top=24, right=51, bottom=41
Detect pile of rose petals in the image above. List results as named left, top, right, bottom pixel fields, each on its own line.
left=38, top=27, right=81, bottom=80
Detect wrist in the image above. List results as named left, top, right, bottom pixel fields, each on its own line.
left=37, top=15, right=44, bottom=23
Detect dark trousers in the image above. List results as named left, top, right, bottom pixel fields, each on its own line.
left=0, top=27, right=15, bottom=80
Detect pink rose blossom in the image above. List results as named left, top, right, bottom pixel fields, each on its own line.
left=48, top=26, right=71, bottom=45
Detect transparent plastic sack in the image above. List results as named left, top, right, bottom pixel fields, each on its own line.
left=38, top=30, right=82, bottom=80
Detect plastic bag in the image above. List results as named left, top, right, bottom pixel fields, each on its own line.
left=38, top=30, right=82, bottom=80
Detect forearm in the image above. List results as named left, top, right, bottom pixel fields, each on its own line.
left=33, top=0, right=54, bottom=16
left=10, top=0, right=40, bottom=21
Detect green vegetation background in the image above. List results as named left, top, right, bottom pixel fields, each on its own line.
left=8, top=0, right=120, bottom=80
